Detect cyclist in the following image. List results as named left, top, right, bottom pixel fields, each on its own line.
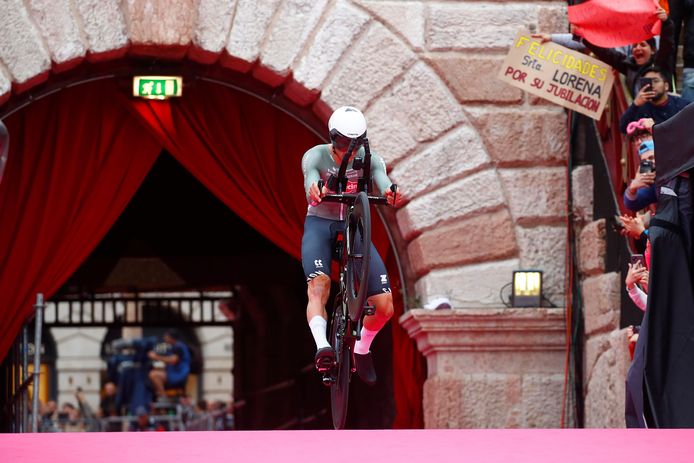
left=301, top=106, right=400, bottom=385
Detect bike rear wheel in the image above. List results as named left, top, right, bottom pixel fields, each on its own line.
left=329, top=294, right=351, bottom=430
left=346, top=191, right=371, bottom=322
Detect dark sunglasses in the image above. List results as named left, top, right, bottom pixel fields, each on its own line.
left=330, top=129, right=365, bottom=151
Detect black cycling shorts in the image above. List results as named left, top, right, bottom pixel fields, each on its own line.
left=301, top=215, right=391, bottom=297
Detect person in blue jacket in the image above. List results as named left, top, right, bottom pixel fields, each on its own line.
left=147, top=330, right=191, bottom=399
left=624, top=139, right=657, bottom=212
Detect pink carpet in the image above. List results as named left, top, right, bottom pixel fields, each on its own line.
left=1, top=429, right=692, bottom=463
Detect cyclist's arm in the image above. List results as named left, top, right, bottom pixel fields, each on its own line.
left=370, top=153, right=392, bottom=195
left=302, top=148, right=322, bottom=201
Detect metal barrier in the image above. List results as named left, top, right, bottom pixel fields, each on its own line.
left=0, top=294, right=45, bottom=432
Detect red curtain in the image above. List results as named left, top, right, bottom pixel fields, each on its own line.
left=0, top=80, right=161, bottom=360
left=126, top=85, right=313, bottom=259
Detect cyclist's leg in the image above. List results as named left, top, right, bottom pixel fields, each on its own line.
left=301, top=216, right=335, bottom=365
left=353, top=245, right=393, bottom=384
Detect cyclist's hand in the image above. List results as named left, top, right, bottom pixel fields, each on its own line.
left=385, top=185, right=404, bottom=207
left=308, top=181, right=326, bottom=205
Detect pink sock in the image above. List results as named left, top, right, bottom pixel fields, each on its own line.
left=354, top=327, right=379, bottom=355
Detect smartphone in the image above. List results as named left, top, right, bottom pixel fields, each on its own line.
left=639, top=77, right=653, bottom=89
left=631, top=254, right=646, bottom=267
left=639, top=159, right=654, bottom=173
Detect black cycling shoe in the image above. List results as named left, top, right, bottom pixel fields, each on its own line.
left=354, top=352, right=377, bottom=385
left=315, top=346, right=336, bottom=373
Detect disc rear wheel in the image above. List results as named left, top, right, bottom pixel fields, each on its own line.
left=329, top=295, right=351, bottom=430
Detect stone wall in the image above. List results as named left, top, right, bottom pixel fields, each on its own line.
left=572, top=165, right=631, bottom=427
left=401, top=308, right=565, bottom=428
left=0, top=0, right=570, bottom=309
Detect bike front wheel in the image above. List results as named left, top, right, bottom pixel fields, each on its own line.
left=346, top=191, right=371, bottom=322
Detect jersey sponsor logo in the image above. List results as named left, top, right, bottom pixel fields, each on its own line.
left=380, top=274, right=388, bottom=284
left=314, top=259, right=324, bottom=268
left=382, top=288, right=392, bottom=293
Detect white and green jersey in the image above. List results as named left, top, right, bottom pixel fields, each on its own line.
left=301, top=144, right=392, bottom=221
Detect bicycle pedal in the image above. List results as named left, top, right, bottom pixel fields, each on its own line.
left=322, top=373, right=336, bottom=387
left=316, top=358, right=336, bottom=373
left=364, top=304, right=376, bottom=316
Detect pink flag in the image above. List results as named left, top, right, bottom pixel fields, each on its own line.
left=568, top=0, right=662, bottom=48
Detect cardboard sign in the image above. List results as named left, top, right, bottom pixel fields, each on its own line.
left=498, top=31, right=614, bottom=120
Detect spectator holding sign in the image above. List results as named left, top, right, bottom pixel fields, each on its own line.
left=619, top=66, right=691, bottom=133
left=534, top=5, right=674, bottom=98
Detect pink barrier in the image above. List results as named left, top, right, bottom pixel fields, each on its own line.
left=1, top=429, right=692, bottom=463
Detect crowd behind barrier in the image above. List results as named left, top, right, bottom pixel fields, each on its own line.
left=541, top=1, right=694, bottom=428
left=37, top=391, right=235, bottom=432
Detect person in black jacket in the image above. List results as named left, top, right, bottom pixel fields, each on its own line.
left=579, top=6, right=673, bottom=98
left=619, top=66, right=691, bottom=133
left=534, top=6, right=674, bottom=98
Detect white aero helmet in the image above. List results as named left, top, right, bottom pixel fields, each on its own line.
left=328, top=106, right=367, bottom=140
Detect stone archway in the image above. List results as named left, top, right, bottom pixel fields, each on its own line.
left=0, top=0, right=579, bottom=429
left=0, top=0, right=569, bottom=310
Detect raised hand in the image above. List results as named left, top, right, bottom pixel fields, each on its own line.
left=634, top=83, right=656, bottom=106
left=385, top=184, right=404, bottom=207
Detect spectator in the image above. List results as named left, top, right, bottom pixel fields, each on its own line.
left=194, top=398, right=208, bottom=416
left=585, top=6, right=673, bottom=98
left=98, top=382, right=118, bottom=417
left=74, top=387, right=99, bottom=432
left=621, top=212, right=650, bottom=239
left=212, top=400, right=227, bottom=430
left=620, top=66, right=692, bottom=133
left=626, top=261, right=649, bottom=312
left=57, top=402, right=84, bottom=432
left=669, top=0, right=694, bottom=100
left=98, top=382, right=120, bottom=431
left=130, top=406, right=157, bottom=432
left=626, top=325, right=640, bottom=361
left=533, top=6, right=674, bottom=98
left=39, top=400, right=58, bottom=432
left=624, top=138, right=657, bottom=211
left=179, top=394, right=195, bottom=425
left=147, top=330, right=191, bottom=400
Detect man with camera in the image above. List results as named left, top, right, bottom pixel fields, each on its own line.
left=620, top=66, right=691, bottom=134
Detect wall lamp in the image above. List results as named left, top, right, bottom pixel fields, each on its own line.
left=511, top=270, right=543, bottom=308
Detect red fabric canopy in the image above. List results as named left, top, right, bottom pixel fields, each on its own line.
left=0, top=78, right=423, bottom=427
left=569, top=0, right=662, bottom=48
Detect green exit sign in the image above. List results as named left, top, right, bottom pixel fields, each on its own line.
left=133, top=76, right=183, bottom=99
